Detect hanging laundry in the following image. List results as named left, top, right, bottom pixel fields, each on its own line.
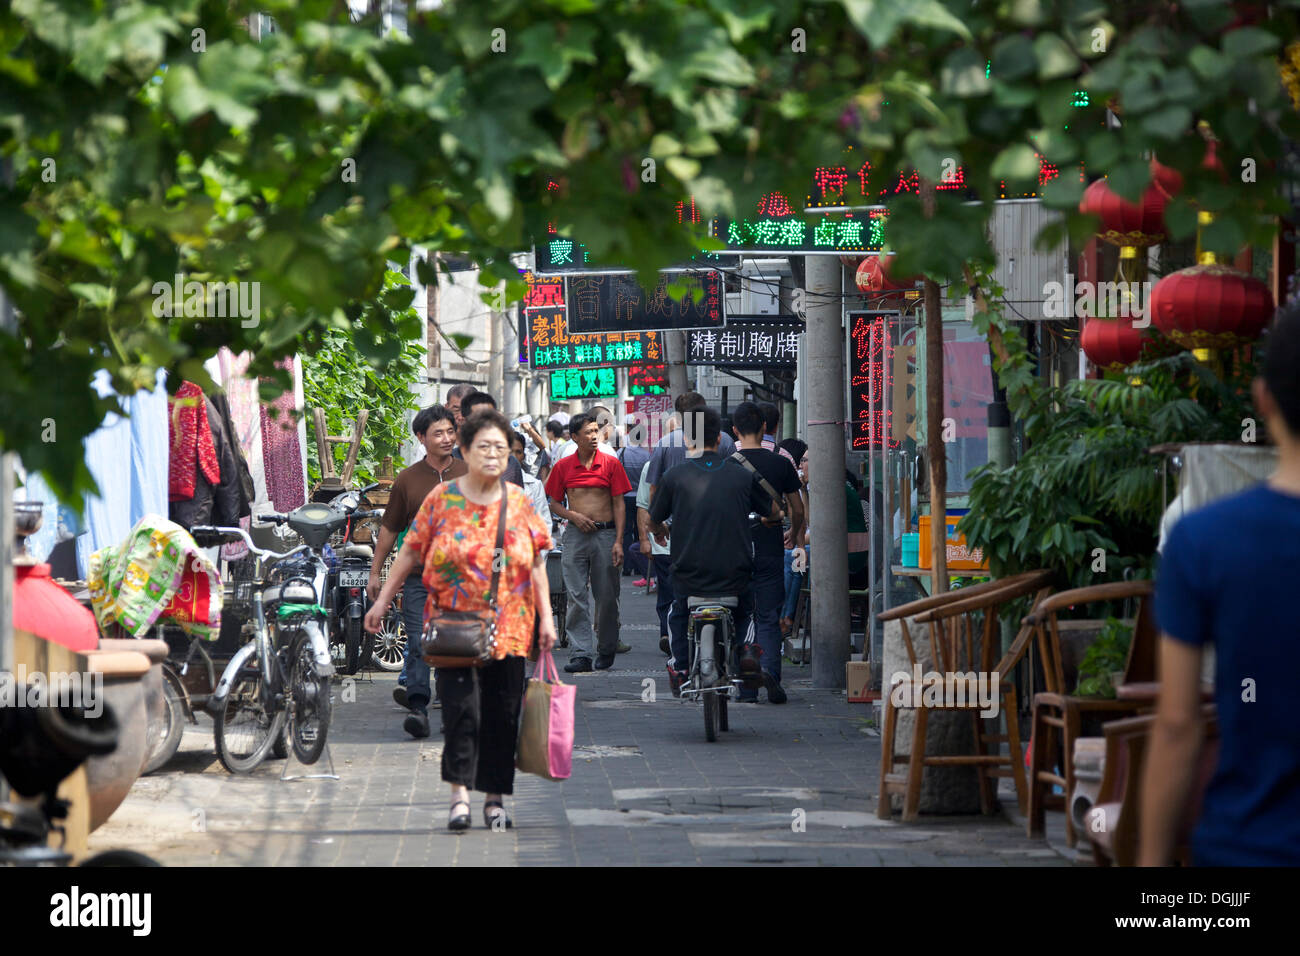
left=168, top=381, right=222, bottom=501
left=76, top=369, right=170, bottom=579
left=260, top=356, right=306, bottom=512
left=87, top=514, right=223, bottom=640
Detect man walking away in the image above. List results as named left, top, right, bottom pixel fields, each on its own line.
left=545, top=412, right=632, bottom=673
left=458, top=391, right=525, bottom=487
left=645, top=392, right=736, bottom=493
left=367, top=404, right=466, bottom=737
left=648, top=407, right=779, bottom=698
left=732, top=401, right=804, bottom=703
left=1140, top=301, right=1300, bottom=867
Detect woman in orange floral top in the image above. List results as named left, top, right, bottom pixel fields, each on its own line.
left=367, top=409, right=556, bottom=831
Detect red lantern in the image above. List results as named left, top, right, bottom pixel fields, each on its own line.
left=1078, top=159, right=1183, bottom=247
left=1080, top=318, right=1149, bottom=370
left=1149, top=264, right=1274, bottom=349
left=855, top=254, right=916, bottom=294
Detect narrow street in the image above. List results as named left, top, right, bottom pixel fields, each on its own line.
left=90, top=588, right=1072, bottom=867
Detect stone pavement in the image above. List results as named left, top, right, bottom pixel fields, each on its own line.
left=89, top=584, right=1080, bottom=866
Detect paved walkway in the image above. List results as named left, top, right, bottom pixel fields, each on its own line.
left=90, top=586, right=1079, bottom=866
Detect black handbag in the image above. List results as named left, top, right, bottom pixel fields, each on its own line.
left=420, top=478, right=509, bottom=668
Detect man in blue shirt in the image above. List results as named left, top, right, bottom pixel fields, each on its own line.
left=1142, top=301, right=1300, bottom=866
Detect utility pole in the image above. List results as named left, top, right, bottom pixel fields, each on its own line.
left=922, top=183, right=949, bottom=592
left=805, top=255, right=850, bottom=688
left=488, top=281, right=505, bottom=404
left=666, top=330, right=689, bottom=397
left=923, top=276, right=949, bottom=592
left=425, top=250, right=441, bottom=372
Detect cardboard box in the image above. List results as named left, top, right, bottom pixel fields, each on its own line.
left=846, top=661, right=873, bottom=703
left=918, top=514, right=988, bottom=571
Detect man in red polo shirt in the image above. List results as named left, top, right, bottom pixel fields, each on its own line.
left=545, top=411, right=632, bottom=673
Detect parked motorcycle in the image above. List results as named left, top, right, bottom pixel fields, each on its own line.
left=321, top=483, right=383, bottom=675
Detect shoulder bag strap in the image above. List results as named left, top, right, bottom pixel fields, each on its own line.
left=486, top=477, right=508, bottom=608
left=730, top=451, right=783, bottom=507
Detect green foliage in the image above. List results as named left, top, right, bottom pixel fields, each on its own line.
left=959, top=329, right=1255, bottom=590
left=1076, top=617, right=1134, bottom=698
left=1, top=0, right=1297, bottom=500
left=302, top=270, right=424, bottom=487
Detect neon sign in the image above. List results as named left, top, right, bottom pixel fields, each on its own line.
left=527, top=308, right=662, bottom=370
left=550, top=367, right=617, bottom=400
left=848, top=311, right=899, bottom=450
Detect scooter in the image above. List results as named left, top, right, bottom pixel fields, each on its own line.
left=321, top=483, right=383, bottom=675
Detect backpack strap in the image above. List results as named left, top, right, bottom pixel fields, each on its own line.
left=730, top=451, right=784, bottom=517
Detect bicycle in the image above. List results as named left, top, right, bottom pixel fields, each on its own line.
left=192, top=520, right=336, bottom=774
left=681, top=595, right=746, bottom=742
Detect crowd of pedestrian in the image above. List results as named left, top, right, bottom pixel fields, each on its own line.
left=358, top=384, right=827, bottom=828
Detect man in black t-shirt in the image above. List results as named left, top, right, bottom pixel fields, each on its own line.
left=648, top=407, right=779, bottom=696
left=731, top=402, right=805, bottom=703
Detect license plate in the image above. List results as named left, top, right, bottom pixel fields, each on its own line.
left=338, top=569, right=368, bottom=588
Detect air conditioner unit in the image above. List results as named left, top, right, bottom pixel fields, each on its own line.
left=743, top=276, right=782, bottom=316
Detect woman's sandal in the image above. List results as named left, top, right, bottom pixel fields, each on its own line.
left=448, top=800, right=471, bottom=832
left=483, top=800, right=513, bottom=830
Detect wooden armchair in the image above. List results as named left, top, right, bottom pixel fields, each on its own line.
left=1085, top=705, right=1219, bottom=866
left=877, top=570, right=1054, bottom=821
left=1023, top=580, right=1157, bottom=848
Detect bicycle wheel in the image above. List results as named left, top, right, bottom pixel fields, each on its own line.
left=554, top=592, right=568, bottom=649
left=213, top=665, right=285, bottom=774
left=371, top=609, right=406, bottom=672
left=699, top=623, right=717, bottom=742
left=143, top=666, right=186, bottom=775
left=287, top=632, right=332, bottom=765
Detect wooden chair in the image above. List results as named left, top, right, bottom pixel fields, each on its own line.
left=1085, top=705, right=1219, bottom=866
left=1023, top=580, right=1157, bottom=847
left=877, top=570, right=1054, bottom=821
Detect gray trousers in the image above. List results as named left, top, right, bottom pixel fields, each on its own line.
left=561, top=524, right=621, bottom=660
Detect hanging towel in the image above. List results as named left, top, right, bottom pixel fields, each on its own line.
left=169, top=381, right=221, bottom=501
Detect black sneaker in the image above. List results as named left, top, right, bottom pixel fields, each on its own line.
left=763, top=672, right=788, bottom=705
left=403, top=709, right=430, bottom=738
left=392, top=686, right=408, bottom=709
left=659, top=636, right=671, bottom=655
left=666, top=665, right=685, bottom=699
left=593, top=654, right=616, bottom=670
left=564, top=657, right=593, bottom=673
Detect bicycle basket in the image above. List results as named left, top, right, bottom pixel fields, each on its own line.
left=222, top=554, right=258, bottom=619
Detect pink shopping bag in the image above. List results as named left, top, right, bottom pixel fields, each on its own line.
left=516, top=649, right=575, bottom=781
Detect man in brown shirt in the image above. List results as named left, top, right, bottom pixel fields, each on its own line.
left=367, top=404, right=466, bottom=738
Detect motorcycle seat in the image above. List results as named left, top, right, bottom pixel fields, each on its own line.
left=262, top=582, right=317, bottom=605
left=340, top=543, right=373, bottom=560
left=688, top=595, right=739, bottom=609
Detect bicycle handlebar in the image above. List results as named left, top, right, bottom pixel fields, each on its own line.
left=189, top=524, right=309, bottom=562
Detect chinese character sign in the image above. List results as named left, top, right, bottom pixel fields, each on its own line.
left=715, top=211, right=887, bottom=255
left=566, top=271, right=724, bottom=333
left=550, top=367, right=617, bottom=400
left=686, top=322, right=799, bottom=368
left=628, top=363, right=668, bottom=395
left=523, top=272, right=565, bottom=309
left=526, top=308, right=661, bottom=371
left=848, top=312, right=899, bottom=450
